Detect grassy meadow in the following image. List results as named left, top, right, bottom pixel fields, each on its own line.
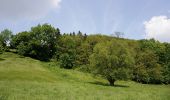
left=0, top=52, right=169, bottom=100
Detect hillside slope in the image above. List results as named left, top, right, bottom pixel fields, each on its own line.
left=0, top=52, right=169, bottom=100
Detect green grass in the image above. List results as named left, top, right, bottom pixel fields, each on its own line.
left=0, top=52, right=169, bottom=100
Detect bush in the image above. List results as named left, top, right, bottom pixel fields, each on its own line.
left=59, top=53, right=76, bottom=69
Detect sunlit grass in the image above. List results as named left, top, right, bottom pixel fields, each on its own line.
left=0, top=52, right=169, bottom=100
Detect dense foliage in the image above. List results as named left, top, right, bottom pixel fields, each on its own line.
left=2, top=24, right=169, bottom=85
left=11, top=24, right=60, bottom=61
left=89, top=40, right=134, bottom=85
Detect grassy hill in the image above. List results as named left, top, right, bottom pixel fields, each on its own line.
left=0, top=52, right=169, bottom=100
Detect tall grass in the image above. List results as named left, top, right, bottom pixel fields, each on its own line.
left=0, top=52, right=169, bottom=100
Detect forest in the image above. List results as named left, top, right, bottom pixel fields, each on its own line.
left=0, top=24, right=170, bottom=86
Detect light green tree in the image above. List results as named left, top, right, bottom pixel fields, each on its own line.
left=90, top=40, right=134, bottom=86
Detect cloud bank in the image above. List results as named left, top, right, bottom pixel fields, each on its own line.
left=144, top=16, right=170, bottom=42
left=0, top=0, right=61, bottom=20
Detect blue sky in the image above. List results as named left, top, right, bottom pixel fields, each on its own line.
left=0, top=0, right=170, bottom=41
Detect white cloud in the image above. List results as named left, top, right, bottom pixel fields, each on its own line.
left=144, top=16, right=170, bottom=42
left=0, top=0, right=62, bottom=20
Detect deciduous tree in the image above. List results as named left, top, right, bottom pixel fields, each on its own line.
left=90, top=40, right=134, bottom=86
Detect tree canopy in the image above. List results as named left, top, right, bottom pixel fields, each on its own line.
left=89, top=40, right=134, bottom=85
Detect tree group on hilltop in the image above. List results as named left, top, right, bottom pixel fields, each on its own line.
left=0, top=24, right=170, bottom=85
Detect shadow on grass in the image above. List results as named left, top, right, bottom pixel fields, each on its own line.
left=88, top=81, right=129, bottom=88
left=0, top=58, right=5, bottom=61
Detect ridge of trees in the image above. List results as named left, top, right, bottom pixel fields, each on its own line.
left=0, top=24, right=170, bottom=85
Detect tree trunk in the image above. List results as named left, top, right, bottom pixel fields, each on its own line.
left=107, top=78, right=115, bottom=86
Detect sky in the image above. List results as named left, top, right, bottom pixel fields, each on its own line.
left=0, top=0, right=170, bottom=42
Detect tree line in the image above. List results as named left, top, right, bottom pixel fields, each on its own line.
left=0, top=24, right=170, bottom=86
